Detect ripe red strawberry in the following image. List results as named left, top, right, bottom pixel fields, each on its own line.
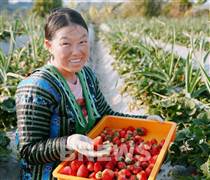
left=117, top=162, right=126, bottom=169
left=87, top=161, right=94, bottom=171
left=105, top=161, right=114, bottom=170
left=150, top=138, right=158, bottom=145
left=136, top=127, right=147, bottom=136
left=102, top=169, right=114, bottom=180
left=76, top=98, right=85, bottom=106
left=113, top=136, right=121, bottom=146
left=93, top=136, right=103, bottom=150
left=89, top=171, right=96, bottom=178
left=145, top=163, right=154, bottom=177
left=141, top=161, right=149, bottom=170
left=130, top=175, right=137, bottom=180
left=118, top=175, right=127, bottom=180
left=76, top=164, right=89, bottom=178
left=137, top=170, right=147, bottom=180
left=127, top=164, right=134, bottom=172
left=94, top=162, right=102, bottom=172
left=119, top=169, right=131, bottom=177
left=60, top=166, right=72, bottom=175
left=132, top=166, right=142, bottom=175
left=150, top=155, right=158, bottom=164
left=151, top=144, right=160, bottom=156
left=70, top=160, right=83, bottom=172
left=134, top=135, right=144, bottom=143
left=134, top=145, right=141, bottom=155
left=119, top=130, right=126, bottom=138
left=127, top=126, right=135, bottom=132
left=139, top=150, right=151, bottom=162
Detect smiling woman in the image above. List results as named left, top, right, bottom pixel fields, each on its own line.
left=15, top=8, right=148, bottom=180
left=45, top=25, right=89, bottom=82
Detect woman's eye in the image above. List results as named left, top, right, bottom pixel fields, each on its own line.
left=80, top=40, right=87, bottom=44
left=62, top=43, right=70, bottom=46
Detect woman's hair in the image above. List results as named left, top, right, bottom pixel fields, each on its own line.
left=44, top=8, right=88, bottom=40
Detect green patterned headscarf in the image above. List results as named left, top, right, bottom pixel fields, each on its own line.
left=40, top=64, right=100, bottom=134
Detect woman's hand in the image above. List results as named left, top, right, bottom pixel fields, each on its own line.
left=67, top=134, right=110, bottom=157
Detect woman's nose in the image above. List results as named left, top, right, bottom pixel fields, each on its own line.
left=71, top=45, right=81, bottom=55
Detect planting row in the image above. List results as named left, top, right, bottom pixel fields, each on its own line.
left=101, top=16, right=210, bottom=51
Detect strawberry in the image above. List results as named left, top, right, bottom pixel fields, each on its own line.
left=136, top=127, right=147, bottom=136
left=137, top=170, right=147, bottom=180
left=113, top=136, right=121, bottom=146
left=87, top=161, right=94, bottom=171
left=117, top=162, right=126, bottom=169
left=59, top=166, right=72, bottom=175
left=105, top=161, right=114, bottom=170
left=127, top=126, right=135, bottom=132
left=151, top=144, right=160, bottom=156
left=139, top=150, right=151, bottom=162
left=127, top=164, right=134, bottom=172
left=130, top=175, right=137, bottom=180
left=145, top=163, right=154, bottom=177
left=132, top=166, right=142, bottom=175
left=134, top=145, right=141, bottom=155
left=70, top=160, right=83, bottom=172
left=89, top=171, right=97, bottom=178
left=76, top=98, right=85, bottom=106
left=119, top=169, right=131, bottom=177
left=117, top=174, right=127, bottom=180
left=134, top=135, right=144, bottom=143
left=94, top=162, right=103, bottom=172
left=150, top=155, right=158, bottom=164
left=119, top=130, right=126, bottom=138
left=102, top=169, right=114, bottom=180
left=141, top=161, right=149, bottom=170
left=76, top=164, right=89, bottom=178
left=150, top=138, right=158, bottom=145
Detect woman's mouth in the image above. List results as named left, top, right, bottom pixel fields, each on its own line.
left=69, top=59, right=81, bottom=64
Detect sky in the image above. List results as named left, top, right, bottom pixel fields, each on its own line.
left=7, top=0, right=210, bottom=6
left=8, top=0, right=129, bottom=4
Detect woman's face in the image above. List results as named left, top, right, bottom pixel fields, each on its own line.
left=45, top=25, right=89, bottom=74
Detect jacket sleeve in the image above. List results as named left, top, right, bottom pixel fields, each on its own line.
left=16, top=82, right=68, bottom=165
left=85, top=66, right=148, bottom=119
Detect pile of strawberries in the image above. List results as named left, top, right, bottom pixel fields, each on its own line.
left=60, top=126, right=165, bottom=180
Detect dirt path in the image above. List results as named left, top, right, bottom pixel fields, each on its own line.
left=89, top=40, right=146, bottom=115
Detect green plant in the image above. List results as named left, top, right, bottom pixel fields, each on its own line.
left=0, top=14, right=48, bottom=130
left=168, top=116, right=210, bottom=173
left=32, top=0, right=62, bottom=17
left=0, top=96, right=16, bottom=130
left=0, top=130, right=11, bottom=161
left=0, top=28, right=24, bottom=97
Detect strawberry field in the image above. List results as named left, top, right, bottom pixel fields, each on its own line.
left=98, top=16, right=210, bottom=179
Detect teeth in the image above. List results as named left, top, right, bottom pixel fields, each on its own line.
left=70, top=59, right=81, bottom=63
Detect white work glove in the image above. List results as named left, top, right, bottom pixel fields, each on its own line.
left=67, top=134, right=110, bottom=157
left=146, top=115, right=163, bottom=122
